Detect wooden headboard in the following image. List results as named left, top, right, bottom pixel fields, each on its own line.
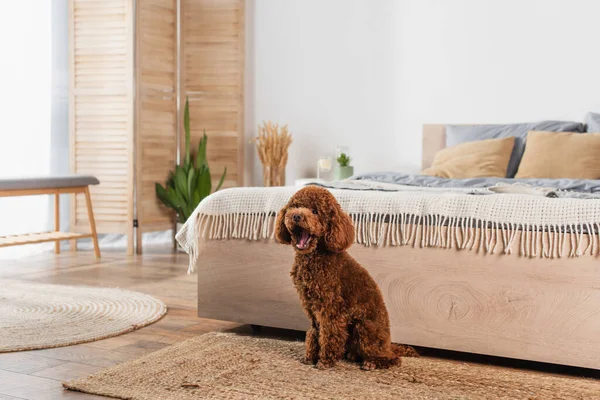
left=422, top=124, right=446, bottom=170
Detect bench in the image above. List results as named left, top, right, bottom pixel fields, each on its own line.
left=0, top=175, right=101, bottom=258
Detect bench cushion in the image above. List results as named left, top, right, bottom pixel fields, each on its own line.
left=0, top=175, right=100, bottom=191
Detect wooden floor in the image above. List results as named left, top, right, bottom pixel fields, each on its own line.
left=1, top=246, right=599, bottom=400
left=0, top=246, right=246, bottom=400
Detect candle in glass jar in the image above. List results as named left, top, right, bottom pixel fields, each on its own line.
left=318, top=157, right=332, bottom=171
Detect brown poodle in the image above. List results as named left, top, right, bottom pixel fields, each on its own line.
left=276, top=185, right=418, bottom=370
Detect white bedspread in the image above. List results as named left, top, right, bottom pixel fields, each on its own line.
left=177, top=181, right=600, bottom=273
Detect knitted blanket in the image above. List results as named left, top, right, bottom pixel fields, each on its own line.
left=176, top=181, right=600, bottom=273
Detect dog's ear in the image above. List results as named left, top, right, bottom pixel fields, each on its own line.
left=325, top=203, right=355, bottom=252
left=275, top=207, right=292, bottom=244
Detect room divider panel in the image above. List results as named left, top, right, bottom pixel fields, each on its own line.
left=134, top=0, right=178, bottom=253
left=181, top=0, right=245, bottom=188
left=68, top=0, right=244, bottom=254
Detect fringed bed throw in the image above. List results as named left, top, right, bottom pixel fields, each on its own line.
left=176, top=183, right=600, bottom=273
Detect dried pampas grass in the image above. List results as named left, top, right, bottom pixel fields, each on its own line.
left=251, top=121, right=292, bottom=186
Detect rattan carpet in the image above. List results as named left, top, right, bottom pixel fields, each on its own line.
left=0, top=280, right=167, bottom=352
left=64, top=332, right=600, bottom=400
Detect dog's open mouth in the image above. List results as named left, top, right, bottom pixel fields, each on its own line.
left=293, top=227, right=313, bottom=250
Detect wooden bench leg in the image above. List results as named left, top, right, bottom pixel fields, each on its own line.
left=54, top=192, right=60, bottom=254
left=84, top=186, right=100, bottom=258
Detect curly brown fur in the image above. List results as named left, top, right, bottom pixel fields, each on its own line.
left=275, top=186, right=418, bottom=370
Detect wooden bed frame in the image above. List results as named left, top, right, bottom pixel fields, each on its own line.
left=198, top=124, right=600, bottom=370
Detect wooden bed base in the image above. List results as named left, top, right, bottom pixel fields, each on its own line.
left=199, top=234, right=600, bottom=370
left=198, top=123, right=600, bottom=369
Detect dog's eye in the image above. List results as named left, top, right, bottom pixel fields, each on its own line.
left=312, top=209, right=318, bottom=215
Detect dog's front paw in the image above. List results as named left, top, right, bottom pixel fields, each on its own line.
left=361, top=361, right=376, bottom=371
left=315, top=360, right=335, bottom=370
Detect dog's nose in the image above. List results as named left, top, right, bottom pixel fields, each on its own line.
left=293, top=214, right=302, bottom=223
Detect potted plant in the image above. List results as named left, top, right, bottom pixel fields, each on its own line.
left=155, top=97, right=226, bottom=231
left=334, top=152, right=354, bottom=180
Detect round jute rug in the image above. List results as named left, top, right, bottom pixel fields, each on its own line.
left=0, top=280, right=167, bottom=352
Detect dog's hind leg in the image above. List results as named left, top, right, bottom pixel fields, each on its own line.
left=316, top=319, right=348, bottom=369
left=361, top=354, right=401, bottom=371
left=353, top=320, right=400, bottom=370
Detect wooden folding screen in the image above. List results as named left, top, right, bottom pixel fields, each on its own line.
left=69, top=0, right=244, bottom=254
left=69, top=0, right=136, bottom=253
left=134, top=0, right=178, bottom=251
left=181, top=0, right=244, bottom=188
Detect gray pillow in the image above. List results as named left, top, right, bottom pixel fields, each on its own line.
left=446, top=121, right=585, bottom=178
left=586, top=112, right=600, bottom=133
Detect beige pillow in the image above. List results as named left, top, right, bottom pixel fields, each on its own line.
left=422, top=137, right=515, bottom=179
left=515, top=130, right=600, bottom=179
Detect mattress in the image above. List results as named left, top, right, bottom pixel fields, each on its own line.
left=352, top=172, right=600, bottom=195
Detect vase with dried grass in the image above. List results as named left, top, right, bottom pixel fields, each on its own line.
left=251, top=121, right=292, bottom=186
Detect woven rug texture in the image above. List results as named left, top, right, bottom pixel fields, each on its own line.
left=0, top=280, right=167, bottom=352
left=64, top=332, right=600, bottom=400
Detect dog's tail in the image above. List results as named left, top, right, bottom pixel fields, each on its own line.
left=392, top=343, right=419, bottom=358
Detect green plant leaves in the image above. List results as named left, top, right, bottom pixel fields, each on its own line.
left=187, top=168, right=196, bottom=201
left=196, top=167, right=212, bottom=201
left=215, top=167, right=227, bottom=192
left=156, top=182, right=187, bottom=222
left=166, top=171, right=175, bottom=189
left=196, top=131, right=208, bottom=169
left=155, top=183, right=173, bottom=208
left=337, top=152, right=351, bottom=167
left=154, top=98, right=228, bottom=223
left=174, top=166, right=189, bottom=202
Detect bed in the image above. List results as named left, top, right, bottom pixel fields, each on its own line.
left=178, top=123, right=600, bottom=370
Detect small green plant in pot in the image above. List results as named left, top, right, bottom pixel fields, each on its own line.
left=334, top=152, right=354, bottom=180
left=155, top=97, right=226, bottom=225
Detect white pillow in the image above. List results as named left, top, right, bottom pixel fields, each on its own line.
left=586, top=112, right=600, bottom=133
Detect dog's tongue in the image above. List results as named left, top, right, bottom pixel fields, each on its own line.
left=297, top=230, right=310, bottom=249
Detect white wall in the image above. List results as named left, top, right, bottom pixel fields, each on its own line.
left=0, top=0, right=52, bottom=258
left=246, top=0, right=399, bottom=185
left=246, top=0, right=600, bottom=185
left=50, top=0, right=70, bottom=233
left=395, top=0, right=600, bottom=172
